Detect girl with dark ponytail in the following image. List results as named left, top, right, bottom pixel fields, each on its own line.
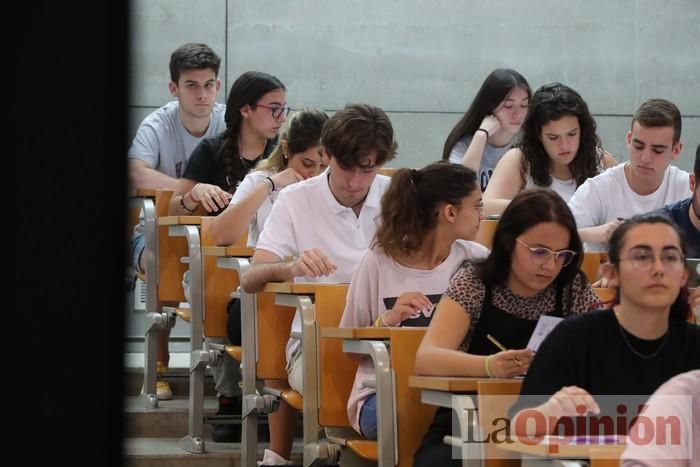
left=339, top=161, right=489, bottom=440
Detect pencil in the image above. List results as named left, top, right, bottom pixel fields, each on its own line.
left=486, top=334, right=507, bottom=352
left=486, top=334, right=522, bottom=365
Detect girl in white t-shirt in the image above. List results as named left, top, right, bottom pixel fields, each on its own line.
left=442, top=68, right=531, bottom=192
left=484, top=82, right=617, bottom=213
left=209, top=108, right=328, bottom=467
left=339, top=162, right=489, bottom=439
left=210, top=107, right=329, bottom=247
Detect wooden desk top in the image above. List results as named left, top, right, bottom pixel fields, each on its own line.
left=409, top=375, right=518, bottom=392
left=321, top=327, right=392, bottom=339
left=128, top=188, right=157, bottom=198
left=158, top=216, right=202, bottom=226
left=203, top=245, right=255, bottom=257
left=262, top=282, right=320, bottom=294
left=409, top=376, right=482, bottom=392
left=498, top=438, right=625, bottom=459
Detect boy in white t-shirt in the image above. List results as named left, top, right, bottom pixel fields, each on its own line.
left=568, top=98, right=691, bottom=251
left=240, top=103, right=398, bottom=466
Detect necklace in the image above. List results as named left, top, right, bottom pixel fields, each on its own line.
left=617, top=323, right=669, bottom=360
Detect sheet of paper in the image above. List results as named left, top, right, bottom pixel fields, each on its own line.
left=526, top=315, right=563, bottom=352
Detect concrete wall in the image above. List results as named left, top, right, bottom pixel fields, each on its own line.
left=129, top=0, right=699, bottom=171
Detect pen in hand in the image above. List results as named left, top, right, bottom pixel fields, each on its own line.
left=487, top=334, right=522, bottom=365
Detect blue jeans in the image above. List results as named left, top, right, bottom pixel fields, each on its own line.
left=358, top=393, right=377, bottom=440
left=131, top=230, right=146, bottom=272
left=130, top=215, right=146, bottom=272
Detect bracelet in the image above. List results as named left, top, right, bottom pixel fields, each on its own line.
left=265, top=176, right=276, bottom=193
left=374, top=315, right=394, bottom=328
left=476, top=128, right=490, bottom=138
left=180, top=194, right=196, bottom=214
left=189, top=183, right=201, bottom=202
left=485, top=355, right=494, bottom=378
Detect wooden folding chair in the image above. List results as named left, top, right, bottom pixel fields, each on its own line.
left=581, top=252, right=604, bottom=284
left=593, top=288, right=616, bottom=309
left=475, top=219, right=498, bottom=250
left=476, top=380, right=523, bottom=467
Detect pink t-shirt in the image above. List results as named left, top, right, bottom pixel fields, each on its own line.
left=622, top=370, right=700, bottom=466
left=339, top=240, right=489, bottom=434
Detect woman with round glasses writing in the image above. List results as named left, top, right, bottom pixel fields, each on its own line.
left=413, top=188, right=601, bottom=467
left=509, top=214, right=700, bottom=438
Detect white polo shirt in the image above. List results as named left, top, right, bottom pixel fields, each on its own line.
left=568, top=162, right=691, bottom=251
left=256, top=169, right=391, bottom=360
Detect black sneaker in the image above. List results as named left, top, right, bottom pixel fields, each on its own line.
left=211, top=395, right=242, bottom=442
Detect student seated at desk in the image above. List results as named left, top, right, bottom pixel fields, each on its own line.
left=168, top=70, right=287, bottom=443
left=241, top=103, right=398, bottom=467
left=649, top=145, right=700, bottom=258
left=209, top=107, right=329, bottom=346
left=211, top=107, right=329, bottom=248
left=509, top=215, right=700, bottom=438
left=340, top=162, right=489, bottom=440
left=442, top=68, right=531, bottom=192
left=621, top=369, right=700, bottom=467
left=483, top=83, right=616, bottom=216
left=568, top=99, right=691, bottom=252
left=413, top=188, right=601, bottom=467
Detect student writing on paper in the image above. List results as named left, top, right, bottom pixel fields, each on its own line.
left=339, top=162, right=489, bottom=440
left=510, top=215, right=700, bottom=438
left=413, top=188, right=601, bottom=467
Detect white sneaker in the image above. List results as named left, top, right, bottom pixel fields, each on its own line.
left=257, top=448, right=293, bottom=466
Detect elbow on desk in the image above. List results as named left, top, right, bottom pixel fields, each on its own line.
left=240, top=270, right=261, bottom=294
left=413, top=346, right=437, bottom=376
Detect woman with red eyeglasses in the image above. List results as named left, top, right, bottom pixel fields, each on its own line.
left=413, top=188, right=601, bottom=467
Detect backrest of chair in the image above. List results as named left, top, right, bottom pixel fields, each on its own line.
left=593, top=288, right=616, bottom=308
left=256, top=291, right=297, bottom=380
left=581, top=252, right=603, bottom=283
left=316, top=284, right=355, bottom=427
left=389, top=328, right=435, bottom=467
left=476, top=380, right=523, bottom=467
left=589, top=447, right=624, bottom=467
left=378, top=167, right=401, bottom=177
left=200, top=217, right=249, bottom=337
left=155, top=189, right=188, bottom=302
left=475, top=219, right=498, bottom=250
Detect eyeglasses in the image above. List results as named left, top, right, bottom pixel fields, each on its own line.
left=619, top=249, right=685, bottom=272
left=516, top=238, right=576, bottom=267
left=256, top=103, right=290, bottom=119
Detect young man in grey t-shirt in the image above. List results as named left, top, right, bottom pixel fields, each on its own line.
left=128, top=43, right=225, bottom=403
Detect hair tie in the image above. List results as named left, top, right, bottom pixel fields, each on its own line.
left=410, top=168, right=423, bottom=185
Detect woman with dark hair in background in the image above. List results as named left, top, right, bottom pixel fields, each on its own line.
left=443, top=68, right=531, bottom=191
left=484, top=82, right=616, bottom=215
